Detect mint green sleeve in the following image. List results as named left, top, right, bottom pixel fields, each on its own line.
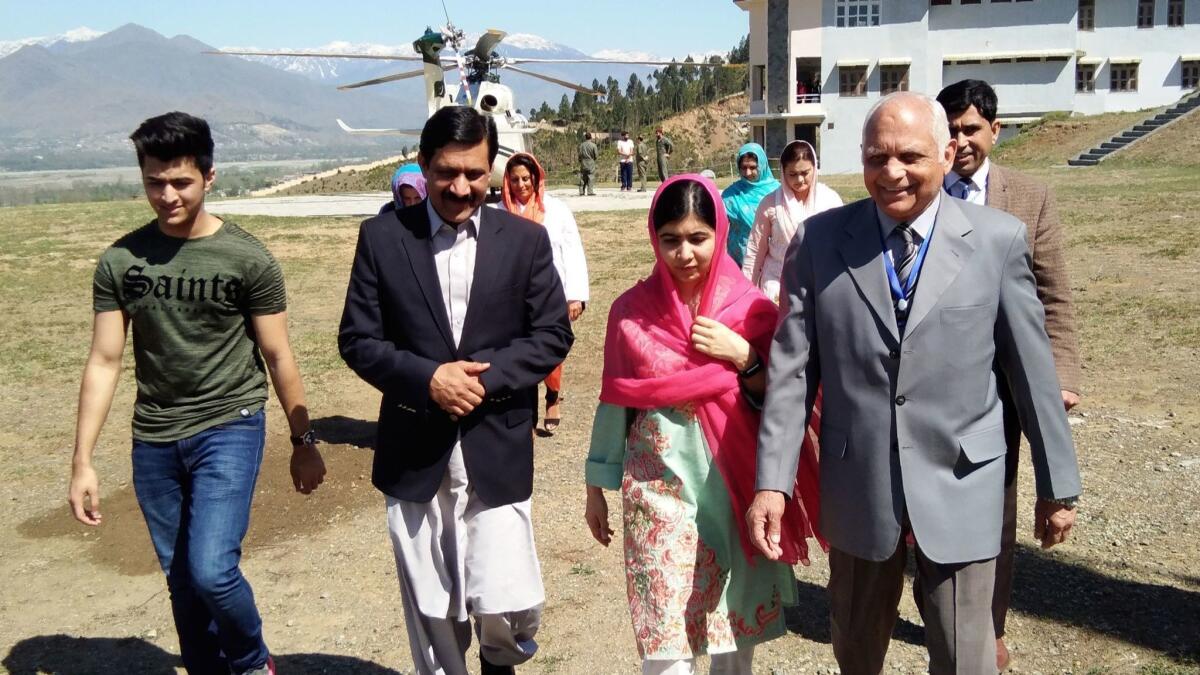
left=585, top=402, right=629, bottom=490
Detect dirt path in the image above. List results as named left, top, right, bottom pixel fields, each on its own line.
left=1, top=162, right=1198, bottom=673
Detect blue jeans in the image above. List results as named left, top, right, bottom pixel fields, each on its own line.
left=619, top=162, right=633, bottom=189
left=132, top=409, right=269, bottom=674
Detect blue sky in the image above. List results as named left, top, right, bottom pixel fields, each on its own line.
left=0, top=0, right=749, bottom=56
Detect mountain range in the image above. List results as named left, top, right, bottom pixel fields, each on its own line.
left=0, top=24, right=722, bottom=169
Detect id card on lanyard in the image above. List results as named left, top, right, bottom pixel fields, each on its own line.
left=880, top=223, right=935, bottom=317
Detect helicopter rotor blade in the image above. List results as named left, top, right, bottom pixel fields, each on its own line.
left=501, top=64, right=601, bottom=95
left=503, top=56, right=728, bottom=67
left=336, top=68, right=426, bottom=90
left=335, top=119, right=423, bottom=136
left=204, top=49, right=431, bottom=61
left=471, top=29, right=507, bottom=60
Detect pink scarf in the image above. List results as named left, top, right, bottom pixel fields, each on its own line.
left=600, top=174, right=823, bottom=564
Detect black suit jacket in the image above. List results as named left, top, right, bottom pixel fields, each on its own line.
left=338, top=201, right=573, bottom=506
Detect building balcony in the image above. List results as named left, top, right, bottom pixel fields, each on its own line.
left=796, top=93, right=822, bottom=104
left=738, top=101, right=826, bottom=124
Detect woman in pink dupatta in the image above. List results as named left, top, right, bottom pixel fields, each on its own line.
left=584, top=176, right=821, bottom=674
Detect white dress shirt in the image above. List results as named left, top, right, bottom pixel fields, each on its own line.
left=945, top=157, right=990, bottom=205
left=428, top=200, right=481, bottom=347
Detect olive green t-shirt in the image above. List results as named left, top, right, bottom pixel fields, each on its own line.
left=93, top=220, right=287, bottom=442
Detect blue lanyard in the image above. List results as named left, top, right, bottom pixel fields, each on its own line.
left=880, top=221, right=935, bottom=313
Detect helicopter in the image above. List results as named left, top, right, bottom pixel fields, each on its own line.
left=208, top=17, right=726, bottom=187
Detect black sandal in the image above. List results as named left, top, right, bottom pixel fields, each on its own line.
left=542, top=390, right=564, bottom=435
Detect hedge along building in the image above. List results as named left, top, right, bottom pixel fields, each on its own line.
left=734, top=0, right=1200, bottom=174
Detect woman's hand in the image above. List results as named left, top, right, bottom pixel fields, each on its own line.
left=585, top=485, right=613, bottom=546
left=568, top=301, right=585, bottom=322
left=691, top=316, right=753, bottom=370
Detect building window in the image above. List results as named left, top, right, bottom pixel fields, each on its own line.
left=930, top=0, right=951, bottom=5
left=752, top=65, right=766, bottom=102
left=880, top=65, right=910, bottom=94
left=1078, top=0, right=1095, bottom=30
left=838, top=66, right=868, bottom=97
left=1137, top=0, right=1155, bottom=28
left=961, top=0, right=981, bottom=4
left=795, top=62, right=821, bottom=103
left=1183, top=62, right=1200, bottom=89
left=1167, top=0, right=1184, bottom=26
left=1111, top=63, right=1139, bottom=91
left=836, top=0, right=881, bottom=27
left=1076, top=63, right=1097, bottom=92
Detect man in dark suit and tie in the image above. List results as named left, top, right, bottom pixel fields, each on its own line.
left=936, top=78, right=1083, bottom=670
left=339, top=106, right=573, bottom=674
left=747, top=92, right=1081, bottom=673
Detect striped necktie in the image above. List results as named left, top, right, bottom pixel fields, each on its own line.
left=893, top=222, right=917, bottom=291
left=949, top=178, right=971, bottom=200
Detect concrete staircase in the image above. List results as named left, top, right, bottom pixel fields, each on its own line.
left=1068, top=90, right=1200, bottom=166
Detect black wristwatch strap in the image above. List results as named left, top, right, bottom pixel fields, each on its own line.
left=738, top=355, right=763, bottom=379
left=290, top=429, right=316, bottom=446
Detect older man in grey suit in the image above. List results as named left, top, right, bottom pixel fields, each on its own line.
left=747, top=92, right=1082, bottom=673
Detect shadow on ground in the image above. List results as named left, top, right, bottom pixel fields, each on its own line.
left=14, top=426, right=378, bottom=577
left=783, top=543, right=1200, bottom=662
left=1010, top=543, right=1200, bottom=661
left=313, top=415, right=377, bottom=449
left=2, top=635, right=404, bottom=674
left=783, top=578, right=925, bottom=647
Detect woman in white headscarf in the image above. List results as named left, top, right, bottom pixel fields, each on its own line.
left=742, top=140, right=843, bottom=303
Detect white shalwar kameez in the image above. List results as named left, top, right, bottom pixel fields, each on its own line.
left=385, top=203, right=544, bottom=675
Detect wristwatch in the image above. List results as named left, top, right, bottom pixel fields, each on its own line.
left=1043, top=495, right=1079, bottom=508
left=290, top=429, right=317, bottom=447
left=738, top=355, right=763, bottom=379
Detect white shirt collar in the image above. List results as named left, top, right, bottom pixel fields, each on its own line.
left=427, top=199, right=482, bottom=238
left=876, top=193, right=941, bottom=242
left=946, top=157, right=990, bottom=195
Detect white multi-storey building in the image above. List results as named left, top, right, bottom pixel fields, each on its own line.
left=735, top=0, right=1200, bottom=173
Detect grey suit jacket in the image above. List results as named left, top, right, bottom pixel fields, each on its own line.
left=755, top=196, right=1081, bottom=564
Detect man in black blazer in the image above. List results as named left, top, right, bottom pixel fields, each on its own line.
left=339, top=106, right=572, bottom=675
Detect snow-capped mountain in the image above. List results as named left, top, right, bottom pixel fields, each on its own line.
left=0, top=24, right=423, bottom=168
left=0, top=26, right=103, bottom=58
left=591, top=48, right=728, bottom=64
left=0, top=23, right=733, bottom=168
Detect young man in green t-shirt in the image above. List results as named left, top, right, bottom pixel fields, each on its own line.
left=68, top=111, right=326, bottom=675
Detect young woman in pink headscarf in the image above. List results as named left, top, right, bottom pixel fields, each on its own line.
left=584, top=175, right=822, bottom=674
left=742, top=140, right=842, bottom=303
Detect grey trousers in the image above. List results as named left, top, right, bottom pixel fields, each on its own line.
left=579, top=169, right=594, bottom=195
left=829, top=540, right=997, bottom=675
left=397, top=563, right=541, bottom=675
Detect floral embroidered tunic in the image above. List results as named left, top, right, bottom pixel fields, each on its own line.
left=586, top=402, right=794, bottom=660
